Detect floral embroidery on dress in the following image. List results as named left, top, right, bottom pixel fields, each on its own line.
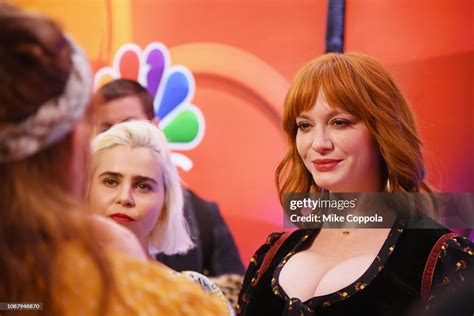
left=237, top=219, right=474, bottom=316
left=354, top=282, right=367, bottom=291
left=430, top=235, right=474, bottom=298
left=267, top=218, right=406, bottom=314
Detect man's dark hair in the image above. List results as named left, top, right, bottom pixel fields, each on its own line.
left=96, top=79, right=155, bottom=120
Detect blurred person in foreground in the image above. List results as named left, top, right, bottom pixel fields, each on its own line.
left=0, top=3, right=226, bottom=315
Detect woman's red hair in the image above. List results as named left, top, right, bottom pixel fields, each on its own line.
left=276, top=53, right=430, bottom=205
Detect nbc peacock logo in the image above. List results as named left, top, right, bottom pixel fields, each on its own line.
left=94, top=42, right=205, bottom=172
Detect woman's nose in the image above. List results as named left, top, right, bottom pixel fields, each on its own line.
left=115, top=186, right=135, bottom=207
left=311, top=128, right=333, bottom=153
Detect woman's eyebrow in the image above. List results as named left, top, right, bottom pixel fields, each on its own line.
left=296, top=109, right=346, bottom=120
left=296, top=113, right=312, bottom=120
left=133, top=175, right=158, bottom=185
left=326, top=109, right=345, bottom=118
left=98, top=171, right=123, bottom=178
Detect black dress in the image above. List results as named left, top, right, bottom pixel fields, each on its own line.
left=238, top=217, right=474, bottom=315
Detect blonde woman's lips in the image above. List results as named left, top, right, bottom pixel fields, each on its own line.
left=109, top=213, right=135, bottom=224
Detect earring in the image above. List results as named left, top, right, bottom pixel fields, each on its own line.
left=385, top=178, right=392, bottom=192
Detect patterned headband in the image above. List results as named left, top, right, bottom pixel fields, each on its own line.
left=0, top=36, right=92, bottom=163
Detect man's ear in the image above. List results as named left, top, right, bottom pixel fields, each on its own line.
left=151, top=117, right=160, bottom=127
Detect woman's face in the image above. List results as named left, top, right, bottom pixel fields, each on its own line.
left=296, top=93, right=382, bottom=192
left=89, top=145, right=165, bottom=247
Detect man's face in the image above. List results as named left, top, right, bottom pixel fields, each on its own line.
left=93, top=96, right=148, bottom=133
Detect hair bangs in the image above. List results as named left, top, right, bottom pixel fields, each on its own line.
left=282, top=63, right=322, bottom=137
left=318, top=55, right=371, bottom=119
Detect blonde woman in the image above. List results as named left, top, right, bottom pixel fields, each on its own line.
left=89, top=120, right=234, bottom=314
left=89, top=120, right=193, bottom=257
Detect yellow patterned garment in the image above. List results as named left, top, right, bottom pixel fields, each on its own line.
left=180, top=270, right=235, bottom=315
left=53, top=242, right=227, bottom=315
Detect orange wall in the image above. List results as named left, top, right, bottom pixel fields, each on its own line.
left=15, top=0, right=474, bottom=264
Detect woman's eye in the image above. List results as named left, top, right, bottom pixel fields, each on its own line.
left=136, top=183, right=153, bottom=192
left=296, top=121, right=312, bottom=132
left=331, top=118, right=351, bottom=128
left=103, top=178, right=117, bottom=187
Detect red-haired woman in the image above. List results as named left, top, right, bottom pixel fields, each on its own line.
left=237, top=53, right=473, bottom=315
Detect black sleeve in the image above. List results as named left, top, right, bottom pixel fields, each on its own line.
left=188, top=189, right=245, bottom=276
left=207, top=202, right=245, bottom=276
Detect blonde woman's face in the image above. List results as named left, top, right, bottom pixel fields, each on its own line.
left=89, top=145, right=165, bottom=248
left=295, top=93, right=381, bottom=192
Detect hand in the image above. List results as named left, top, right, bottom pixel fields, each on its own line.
left=87, top=214, right=147, bottom=260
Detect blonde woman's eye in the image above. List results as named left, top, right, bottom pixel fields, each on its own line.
left=137, top=183, right=153, bottom=192
left=103, top=178, right=117, bottom=187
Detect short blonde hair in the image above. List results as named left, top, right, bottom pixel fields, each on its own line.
left=91, top=120, right=193, bottom=255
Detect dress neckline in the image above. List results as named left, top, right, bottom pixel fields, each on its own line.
left=272, top=217, right=406, bottom=311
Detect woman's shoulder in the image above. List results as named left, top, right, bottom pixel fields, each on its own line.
left=55, top=242, right=227, bottom=315
left=242, top=229, right=314, bottom=288
left=432, top=234, right=474, bottom=281
left=249, top=229, right=311, bottom=266
left=109, top=252, right=230, bottom=315
left=397, top=219, right=474, bottom=300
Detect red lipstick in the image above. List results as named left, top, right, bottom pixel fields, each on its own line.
left=312, top=159, right=342, bottom=172
left=109, top=213, right=135, bottom=224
